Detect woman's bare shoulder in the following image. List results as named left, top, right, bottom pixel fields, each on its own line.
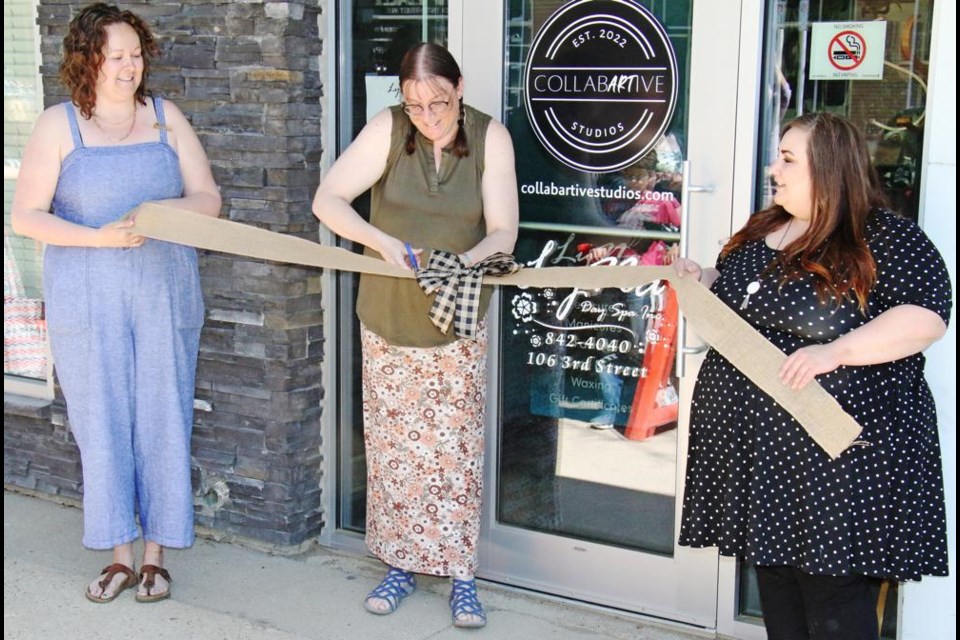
left=483, top=118, right=515, bottom=159
left=33, top=103, right=73, bottom=138
left=28, top=103, right=75, bottom=159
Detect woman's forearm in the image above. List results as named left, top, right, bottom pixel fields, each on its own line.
left=829, top=305, right=947, bottom=366
left=700, top=267, right=721, bottom=289
left=154, top=191, right=221, bottom=218
left=11, top=208, right=104, bottom=247
left=462, top=228, right=518, bottom=264
left=779, top=304, right=947, bottom=389
left=313, top=193, right=391, bottom=254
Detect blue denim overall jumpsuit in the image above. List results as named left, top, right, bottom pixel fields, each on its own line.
left=44, top=97, right=203, bottom=549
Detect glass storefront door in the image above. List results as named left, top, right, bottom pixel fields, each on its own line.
left=332, top=0, right=748, bottom=629
left=456, top=0, right=745, bottom=626
left=497, top=0, right=690, bottom=561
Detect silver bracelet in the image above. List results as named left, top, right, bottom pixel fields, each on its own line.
left=460, top=251, right=474, bottom=267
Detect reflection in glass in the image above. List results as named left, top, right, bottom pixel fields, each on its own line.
left=757, top=0, right=934, bottom=221
left=4, top=0, right=48, bottom=380
left=499, top=231, right=681, bottom=554
left=337, top=0, right=449, bottom=533
left=498, top=0, right=692, bottom=555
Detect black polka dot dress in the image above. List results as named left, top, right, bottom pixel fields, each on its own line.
left=678, top=210, right=951, bottom=581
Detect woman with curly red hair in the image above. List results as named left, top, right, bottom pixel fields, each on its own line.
left=11, top=3, right=220, bottom=603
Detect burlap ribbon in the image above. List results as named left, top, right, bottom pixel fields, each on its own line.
left=416, top=250, right=521, bottom=339
left=130, top=203, right=862, bottom=459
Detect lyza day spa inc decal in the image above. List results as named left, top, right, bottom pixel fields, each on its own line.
left=506, top=235, right=680, bottom=433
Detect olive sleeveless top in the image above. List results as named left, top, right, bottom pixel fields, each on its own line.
left=356, top=104, right=493, bottom=347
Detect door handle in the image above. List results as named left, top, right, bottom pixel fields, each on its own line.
left=676, top=160, right=713, bottom=378
left=682, top=344, right=710, bottom=355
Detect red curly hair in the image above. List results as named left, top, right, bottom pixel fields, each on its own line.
left=59, top=3, right=159, bottom=119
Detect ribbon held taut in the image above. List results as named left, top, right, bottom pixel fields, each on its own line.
left=129, top=202, right=862, bottom=459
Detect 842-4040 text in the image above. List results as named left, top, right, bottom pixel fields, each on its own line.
left=543, top=331, right=634, bottom=353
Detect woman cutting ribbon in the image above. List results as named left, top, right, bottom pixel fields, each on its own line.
left=311, top=43, right=518, bottom=628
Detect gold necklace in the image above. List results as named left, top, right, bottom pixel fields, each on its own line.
left=740, top=218, right=794, bottom=310
left=92, top=107, right=137, bottom=143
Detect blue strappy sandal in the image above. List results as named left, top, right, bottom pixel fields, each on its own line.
left=449, top=578, right=487, bottom=628
left=364, top=567, right=416, bottom=615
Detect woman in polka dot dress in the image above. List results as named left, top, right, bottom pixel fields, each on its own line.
left=674, top=112, right=951, bottom=640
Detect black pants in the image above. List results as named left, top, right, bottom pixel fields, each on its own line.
left=756, top=565, right=880, bottom=640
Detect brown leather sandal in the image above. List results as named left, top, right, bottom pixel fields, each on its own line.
left=135, top=565, right=172, bottom=603
left=84, top=563, right=136, bottom=603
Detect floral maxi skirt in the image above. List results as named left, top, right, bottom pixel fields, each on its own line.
left=361, top=324, right=487, bottom=578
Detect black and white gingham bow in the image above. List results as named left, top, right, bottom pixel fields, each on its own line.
left=415, top=250, right=521, bottom=339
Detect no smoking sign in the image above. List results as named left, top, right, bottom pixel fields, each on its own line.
left=810, top=22, right=886, bottom=80
left=829, top=30, right=866, bottom=70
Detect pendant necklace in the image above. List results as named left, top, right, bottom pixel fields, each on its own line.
left=741, top=218, right=793, bottom=310
left=92, top=106, right=137, bottom=143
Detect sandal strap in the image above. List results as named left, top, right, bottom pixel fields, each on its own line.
left=450, top=579, right=486, bottom=619
left=97, top=563, right=136, bottom=590
left=366, top=568, right=415, bottom=609
left=138, top=564, right=172, bottom=592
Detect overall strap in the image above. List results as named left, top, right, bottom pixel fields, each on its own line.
left=152, top=95, right=169, bottom=145
left=64, top=102, right=85, bottom=149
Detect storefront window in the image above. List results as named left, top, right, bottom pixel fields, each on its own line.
left=335, top=0, right=449, bottom=533
left=4, top=0, right=48, bottom=384
left=757, top=0, right=934, bottom=221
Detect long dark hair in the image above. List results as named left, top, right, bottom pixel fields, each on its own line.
left=60, top=3, right=159, bottom=119
left=723, top=112, right=889, bottom=310
left=398, top=43, right=469, bottom=157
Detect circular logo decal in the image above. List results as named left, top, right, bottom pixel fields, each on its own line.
left=524, top=0, right=678, bottom=173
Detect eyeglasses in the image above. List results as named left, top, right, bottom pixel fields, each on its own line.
left=401, top=92, right=456, bottom=117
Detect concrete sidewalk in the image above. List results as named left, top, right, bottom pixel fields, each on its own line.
left=3, top=491, right=708, bottom=640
